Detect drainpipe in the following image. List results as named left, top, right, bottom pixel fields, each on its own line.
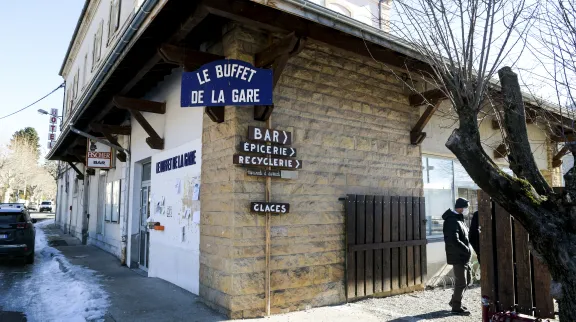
left=120, top=136, right=131, bottom=266
left=378, top=0, right=383, bottom=29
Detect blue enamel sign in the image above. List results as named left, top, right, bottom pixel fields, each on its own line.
left=181, top=59, right=273, bottom=107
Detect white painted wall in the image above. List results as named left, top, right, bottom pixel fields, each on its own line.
left=61, top=0, right=140, bottom=119
left=126, top=68, right=204, bottom=294
left=85, top=135, right=130, bottom=258
left=149, top=139, right=202, bottom=294
left=421, top=101, right=549, bottom=170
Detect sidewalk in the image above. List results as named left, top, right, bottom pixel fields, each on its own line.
left=42, top=223, right=226, bottom=322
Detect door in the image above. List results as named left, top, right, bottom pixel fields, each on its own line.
left=345, top=195, right=428, bottom=300
left=96, top=174, right=106, bottom=234
left=139, top=184, right=151, bottom=270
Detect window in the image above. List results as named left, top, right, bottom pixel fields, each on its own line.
left=92, top=21, right=103, bottom=69
left=83, top=53, right=88, bottom=87
left=422, top=156, right=512, bottom=238
left=73, top=177, right=79, bottom=195
left=73, top=70, right=79, bottom=99
left=142, top=162, right=151, bottom=181
left=108, top=0, right=121, bottom=44
left=105, top=180, right=121, bottom=223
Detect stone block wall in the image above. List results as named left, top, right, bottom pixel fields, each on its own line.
left=200, top=23, right=422, bottom=318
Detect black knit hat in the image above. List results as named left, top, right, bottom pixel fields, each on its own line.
left=454, top=198, right=469, bottom=209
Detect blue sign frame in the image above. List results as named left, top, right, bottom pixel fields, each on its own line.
left=181, top=59, right=273, bottom=107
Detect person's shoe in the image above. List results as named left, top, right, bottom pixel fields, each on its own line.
left=448, top=301, right=468, bottom=310
left=451, top=307, right=471, bottom=316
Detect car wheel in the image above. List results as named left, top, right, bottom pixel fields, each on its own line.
left=26, top=248, right=35, bottom=264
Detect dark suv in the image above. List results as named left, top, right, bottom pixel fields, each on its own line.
left=0, top=204, right=37, bottom=264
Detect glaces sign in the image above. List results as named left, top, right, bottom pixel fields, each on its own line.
left=86, top=138, right=113, bottom=169
left=181, top=59, right=273, bottom=107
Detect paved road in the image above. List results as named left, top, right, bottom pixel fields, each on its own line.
left=0, top=215, right=53, bottom=322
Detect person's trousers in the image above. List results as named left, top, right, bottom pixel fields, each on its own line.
left=451, top=263, right=472, bottom=309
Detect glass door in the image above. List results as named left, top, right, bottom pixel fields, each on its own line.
left=139, top=184, right=151, bottom=270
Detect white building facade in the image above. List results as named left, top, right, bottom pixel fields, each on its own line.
left=48, top=0, right=566, bottom=318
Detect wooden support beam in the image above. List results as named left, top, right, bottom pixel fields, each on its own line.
left=551, top=133, right=576, bottom=142
left=158, top=44, right=224, bottom=71
left=96, top=5, right=211, bottom=122
left=254, top=33, right=306, bottom=121
left=90, top=123, right=131, bottom=135
left=409, top=88, right=447, bottom=106
left=113, top=96, right=166, bottom=114
left=90, top=123, right=128, bottom=162
left=410, top=100, right=441, bottom=145
left=205, top=107, right=225, bottom=123
left=552, top=145, right=570, bottom=168
left=130, top=110, right=164, bottom=150
left=67, top=162, right=85, bottom=180
left=493, top=143, right=508, bottom=159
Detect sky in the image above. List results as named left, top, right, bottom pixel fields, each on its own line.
left=0, top=1, right=84, bottom=157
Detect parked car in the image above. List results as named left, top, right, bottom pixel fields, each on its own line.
left=39, top=201, right=53, bottom=213
left=0, top=203, right=36, bottom=264
left=27, top=202, right=38, bottom=211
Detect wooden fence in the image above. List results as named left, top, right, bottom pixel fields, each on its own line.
left=478, top=191, right=555, bottom=318
left=345, top=195, right=427, bottom=300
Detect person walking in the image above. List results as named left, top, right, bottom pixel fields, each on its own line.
left=469, top=210, right=480, bottom=264
left=442, top=198, right=472, bottom=315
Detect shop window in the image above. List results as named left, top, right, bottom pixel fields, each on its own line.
left=142, top=162, right=151, bottom=182
left=73, top=177, right=79, bottom=195
left=422, top=156, right=511, bottom=238
left=105, top=180, right=121, bottom=223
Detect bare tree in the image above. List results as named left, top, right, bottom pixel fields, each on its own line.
left=385, top=0, right=576, bottom=318
left=0, top=139, right=56, bottom=203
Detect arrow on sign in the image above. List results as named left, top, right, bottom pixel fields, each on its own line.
left=283, top=131, right=288, bottom=144
left=289, top=148, right=295, bottom=157
left=295, top=160, right=300, bottom=169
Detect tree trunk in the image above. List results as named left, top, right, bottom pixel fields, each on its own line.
left=445, top=67, right=576, bottom=320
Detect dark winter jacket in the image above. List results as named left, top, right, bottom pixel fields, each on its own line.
left=469, top=211, right=480, bottom=263
left=442, top=209, right=472, bottom=265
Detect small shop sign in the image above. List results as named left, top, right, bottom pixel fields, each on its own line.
left=248, top=126, right=292, bottom=145
left=181, top=59, right=273, bottom=107
left=86, top=138, right=113, bottom=169
left=251, top=202, right=290, bottom=214
left=240, top=141, right=296, bottom=157
left=233, top=155, right=302, bottom=169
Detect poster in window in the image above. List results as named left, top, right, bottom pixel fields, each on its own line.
left=112, top=180, right=121, bottom=222
left=105, top=182, right=112, bottom=221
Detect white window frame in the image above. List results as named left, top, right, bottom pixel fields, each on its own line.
left=107, top=0, right=121, bottom=46
left=92, top=21, right=103, bottom=71
left=105, top=179, right=121, bottom=223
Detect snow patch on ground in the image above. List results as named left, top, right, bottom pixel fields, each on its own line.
left=21, top=220, right=109, bottom=322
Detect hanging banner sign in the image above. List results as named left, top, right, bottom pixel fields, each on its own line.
left=248, top=126, right=292, bottom=145
left=47, top=108, right=59, bottom=149
left=251, top=202, right=290, bottom=214
left=240, top=142, right=296, bottom=157
left=86, top=138, right=113, bottom=169
left=233, top=154, right=302, bottom=169
left=181, top=59, right=273, bottom=107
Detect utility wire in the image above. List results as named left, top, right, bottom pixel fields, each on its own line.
left=0, top=83, right=64, bottom=121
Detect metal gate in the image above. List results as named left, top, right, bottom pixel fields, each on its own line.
left=345, top=195, right=427, bottom=300
left=477, top=191, right=555, bottom=318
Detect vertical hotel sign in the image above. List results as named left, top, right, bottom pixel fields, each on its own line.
left=86, top=138, right=113, bottom=169
left=47, top=108, right=58, bottom=149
